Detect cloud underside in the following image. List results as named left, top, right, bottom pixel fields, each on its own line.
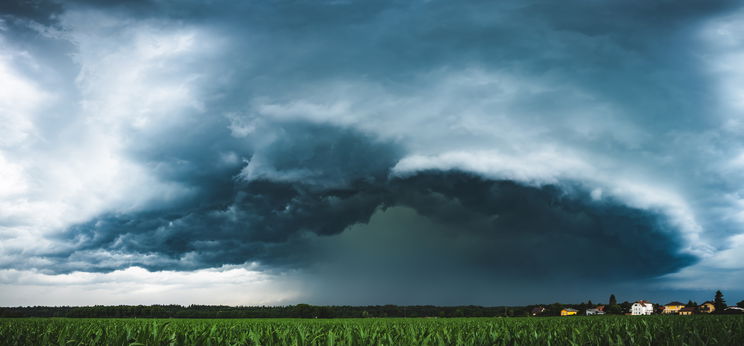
left=37, top=124, right=694, bottom=287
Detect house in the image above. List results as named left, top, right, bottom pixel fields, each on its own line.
left=678, top=307, right=696, bottom=315
left=724, top=306, right=744, bottom=314
left=585, top=308, right=605, bottom=316
left=698, top=301, right=715, bottom=314
left=530, top=306, right=546, bottom=316
left=663, top=302, right=686, bottom=314
left=560, top=308, right=578, bottom=316
left=631, top=301, right=654, bottom=315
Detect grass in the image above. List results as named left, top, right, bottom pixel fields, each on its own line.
left=1, top=315, right=744, bottom=345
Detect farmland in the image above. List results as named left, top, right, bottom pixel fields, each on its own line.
left=2, top=316, right=744, bottom=345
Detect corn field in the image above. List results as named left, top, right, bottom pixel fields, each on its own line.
left=1, top=316, right=743, bottom=345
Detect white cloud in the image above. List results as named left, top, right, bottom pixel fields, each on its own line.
left=659, top=234, right=744, bottom=290
left=0, top=11, right=219, bottom=264
left=699, top=8, right=744, bottom=131
left=392, top=149, right=594, bottom=186
left=63, top=10, right=217, bottom=132
left=0, top=265, right=302, bottom=306
left=0, top=153, right=27, bottom=198
left=0, top=46, right=47, bottom=148
left=250, top=68, right=648, bottom=152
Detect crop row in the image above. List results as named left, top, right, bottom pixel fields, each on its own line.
left=1, top=316, right=743, bottom=345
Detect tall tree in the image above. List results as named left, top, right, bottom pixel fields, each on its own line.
left=714, top=290, right=727, bottom=312
left=609, top=294, right=617, bottom=306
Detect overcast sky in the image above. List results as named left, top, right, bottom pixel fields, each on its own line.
left=2, top=0, right=744, bottom=306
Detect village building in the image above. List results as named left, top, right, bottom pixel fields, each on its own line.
left=698, top=301, right=715, bottom=314
left=631, top=301, right=654, bottom=315
left=663, top=302, right=686, bottom=314
left=560, top=308, right=578, bottom=316
left=724, top=306, right=744, bottom=314
left=585, top=308, right=605, bottom=316
left=678, top=307, right=696, bottom=315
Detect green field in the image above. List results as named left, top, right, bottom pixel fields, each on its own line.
left=2, top=316, right=743, bottom=345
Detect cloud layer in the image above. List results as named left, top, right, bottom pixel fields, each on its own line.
left=2, top=0, right=744, bottom=305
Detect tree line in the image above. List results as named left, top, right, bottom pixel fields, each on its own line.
left=2, top=292, right=742, bottom=319
left=0, top=305, right=523, bottom=319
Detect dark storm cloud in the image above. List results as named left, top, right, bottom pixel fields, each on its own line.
left=213, top=0, right=730, bottom=128
left=5, top=0, right=744, bottom=304
left=111, top=0, right=733, bottom=124
left=44, top=0, right=733, bottom=121
left=39, top=122, right=693, bottom=288
left=43, top=123, right=399, bottom=272
left=386, top=173, right=695, bottom=278
left=300, top=172, right=696, bottom=293
left=0, top=0, right=62, bottom=24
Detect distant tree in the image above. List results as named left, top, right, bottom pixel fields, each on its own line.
left=294, top=304, right=315, bottom=318
left=714, top=290, right=727, bottom=312
left=606, top=305, right=623, bottom=315
left=620, top=301, right=632, bottom=314
left=587, top=300, right=593, bottom=307
left=317, top=306, right=333, bottom=318
left=738, top=300, right=744, bottom=309
left=609, top=294, right=617, bottom=306
left=547, top=303, right=563, bottom=316
left=687, top=300, right=698, bottom=307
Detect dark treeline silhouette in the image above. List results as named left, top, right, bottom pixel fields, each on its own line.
left=4, top=296, right=743, bottom=318
left=0, top=304, right=542, bottom=319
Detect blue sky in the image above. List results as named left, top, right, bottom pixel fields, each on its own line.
left=1, top=0, right=744, bottom=306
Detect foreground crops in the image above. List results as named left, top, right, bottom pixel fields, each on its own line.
left=1, top=316, right=743, bottom=345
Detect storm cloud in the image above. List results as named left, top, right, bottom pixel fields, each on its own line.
left=2, top=0, right=744, bottom=305
left=41, top=130, right=694, bottom=299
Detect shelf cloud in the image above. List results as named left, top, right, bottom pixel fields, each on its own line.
left=2, top=0, right=744, bottom=305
